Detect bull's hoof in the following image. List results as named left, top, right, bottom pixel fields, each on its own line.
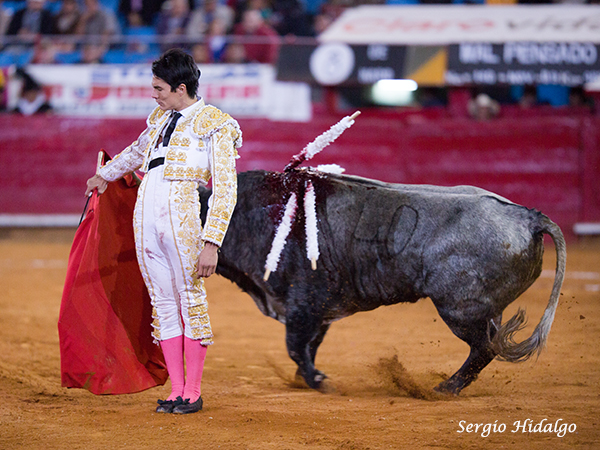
left=312, top=372, right=327, bottom=386
left=295, top=369, right=328, bottom=390
left=434, top=379, right=461, bottom=396
left=317, top=378, right=335, bottom=394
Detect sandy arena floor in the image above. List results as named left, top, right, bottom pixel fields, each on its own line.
left=0, top=228, right=599, bottom=449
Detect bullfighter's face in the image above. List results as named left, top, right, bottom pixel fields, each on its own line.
left=151, top=76, right=185, bottom=112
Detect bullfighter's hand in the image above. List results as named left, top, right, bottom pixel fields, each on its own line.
left=196, top=241, right=219, bottom=278
left=85, top=174, right=108, bottom=197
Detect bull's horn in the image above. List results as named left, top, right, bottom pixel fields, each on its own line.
left=349, top=111, right=361, bottom=120
left=311, top=258, right=317, bottom=270
left=263, top=269, right=271, bottom=282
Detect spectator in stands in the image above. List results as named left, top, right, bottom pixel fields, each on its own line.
left=191, top=42, right=210, bottom=63
left=119, top=0, right=164, bottom=27
left=222, top=41, right=246, bottom=63
left=518, top=85, right=538, bottom=109
left=186, top=0, right=234, bottom=38
left=0, top=0, right=12, bottom=35
left=319, top=1, right=346, bottom=25
left=0, top=69, right=5, bottom=111
left=468, top=93, right=500, bottom=121
left=51, top=0, right=81, bottom=52
left=6, top=0, right=55, bottom=38
left=77, top=42, right=108, bottom=63
left=12, top=67, right=52, bottom=115
left=569, top=86, right=592, bottom=109
left=312, top=11, right=333, bottom=35
left=204, top=17, right=229, bottom=62
left=270, top=0, right=313, bottom=36
left=156, top=0, right=191, bottom=50
left=76, top=0, right=119, bottom=36
left=247, top=0, right=272, bottom=21
left=31, top=36, right=59, bottom=62
left=417, top=87, right=446, bottom=108
left=233, top=9, right=279, bottom=64
left=53, top=0, right=81, bottom=35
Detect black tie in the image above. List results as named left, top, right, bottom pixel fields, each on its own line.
left=163, top=112, right=182, bottom=146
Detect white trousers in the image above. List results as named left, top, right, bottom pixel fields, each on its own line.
left=133, top=166, right=213, bottom=345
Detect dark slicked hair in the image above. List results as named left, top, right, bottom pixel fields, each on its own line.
left=152, top=48, right=200, bottom=99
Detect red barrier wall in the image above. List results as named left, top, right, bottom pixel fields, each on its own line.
left=1, top=109, right=598, bottom=238
left=582, top=118, right=600, bottom=223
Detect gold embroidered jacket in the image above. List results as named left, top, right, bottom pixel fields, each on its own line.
left=97, top=100, right=242, bottom=247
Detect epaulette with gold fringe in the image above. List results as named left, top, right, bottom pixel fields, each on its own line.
left=192, top=105, right=233, bottom=138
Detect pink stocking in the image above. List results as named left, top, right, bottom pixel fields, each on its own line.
left=182, top=336, right=208, bottom=402
left=160, top=336, right=184, bottom=401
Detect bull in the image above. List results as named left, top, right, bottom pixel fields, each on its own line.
left=199, top=169, right=566, bottom=395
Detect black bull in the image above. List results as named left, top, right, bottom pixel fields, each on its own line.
left=199, top=169, right=566, bottom=395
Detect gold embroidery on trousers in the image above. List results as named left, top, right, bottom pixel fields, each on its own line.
left=170, top=181, right=214, bottom=343
left=134, top=178, right=162, bottom=342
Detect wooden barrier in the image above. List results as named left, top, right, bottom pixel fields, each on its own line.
left=0, top=108, right=597, bottom=239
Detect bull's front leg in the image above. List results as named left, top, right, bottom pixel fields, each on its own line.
left=285, top=303, right=328, bottom=390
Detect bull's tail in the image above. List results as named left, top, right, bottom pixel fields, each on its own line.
left=491, top=215, right=566, bottom=362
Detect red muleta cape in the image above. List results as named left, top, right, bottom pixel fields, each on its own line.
left=59, top=152, right=168, bottom=394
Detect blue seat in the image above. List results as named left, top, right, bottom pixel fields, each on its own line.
left=0, top=49, right=33, bottom=66
left=126, top=25, right=157, bottom=38
left=128, top=51, right=159, bottom=63
left=98, top=0, right=119, bottom=13
left=45, top=0, right=62, bottom=14
left=0, top=52, right=17, bottom=66
left=103, top=49, right=158, bottom=64
left=55, top=51, right=82, bottom=64
left=17, top=49, right=34, bottom=65
left=2, top=0, right=25, bottom=14
left=537, top=85, right=570, bottom=107
left=103, top=49, right=127, bottom=63
left=123, top=25, right=160, bottom=57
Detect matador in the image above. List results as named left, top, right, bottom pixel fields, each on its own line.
left=85, top=48, right=242, bottom=414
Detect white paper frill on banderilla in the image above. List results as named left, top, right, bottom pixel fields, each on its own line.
left=263, top=111, right=360, bottom=281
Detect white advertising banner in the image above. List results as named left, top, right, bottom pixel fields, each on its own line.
left=319, top=5, right=600, bottom=45
left=8, top=63, right=311, bottom=121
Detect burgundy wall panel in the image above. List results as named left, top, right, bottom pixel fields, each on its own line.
left=581, top=118, right=600, bottom=223
left=0, top=110, right=596, bottom=239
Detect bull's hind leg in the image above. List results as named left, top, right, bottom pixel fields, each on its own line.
left=433, top=312, right=502, bottom=395
left=285, top=306, right=328, bottom=389
left=309, top=323, right=330, bottom=364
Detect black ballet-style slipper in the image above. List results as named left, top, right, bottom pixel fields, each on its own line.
left=172, top=396, right=203, bottom=414
left=155, top=396, right=184, bottom=413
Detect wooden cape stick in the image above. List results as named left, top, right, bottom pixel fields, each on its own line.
left=96, top=150, right=103, bottom=174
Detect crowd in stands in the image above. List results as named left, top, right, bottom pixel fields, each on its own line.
left=1, top=0, right=597, bottom=114
left=2, top=0, right=600, bottom=65
left=0, top=0, right=343, bottom=64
